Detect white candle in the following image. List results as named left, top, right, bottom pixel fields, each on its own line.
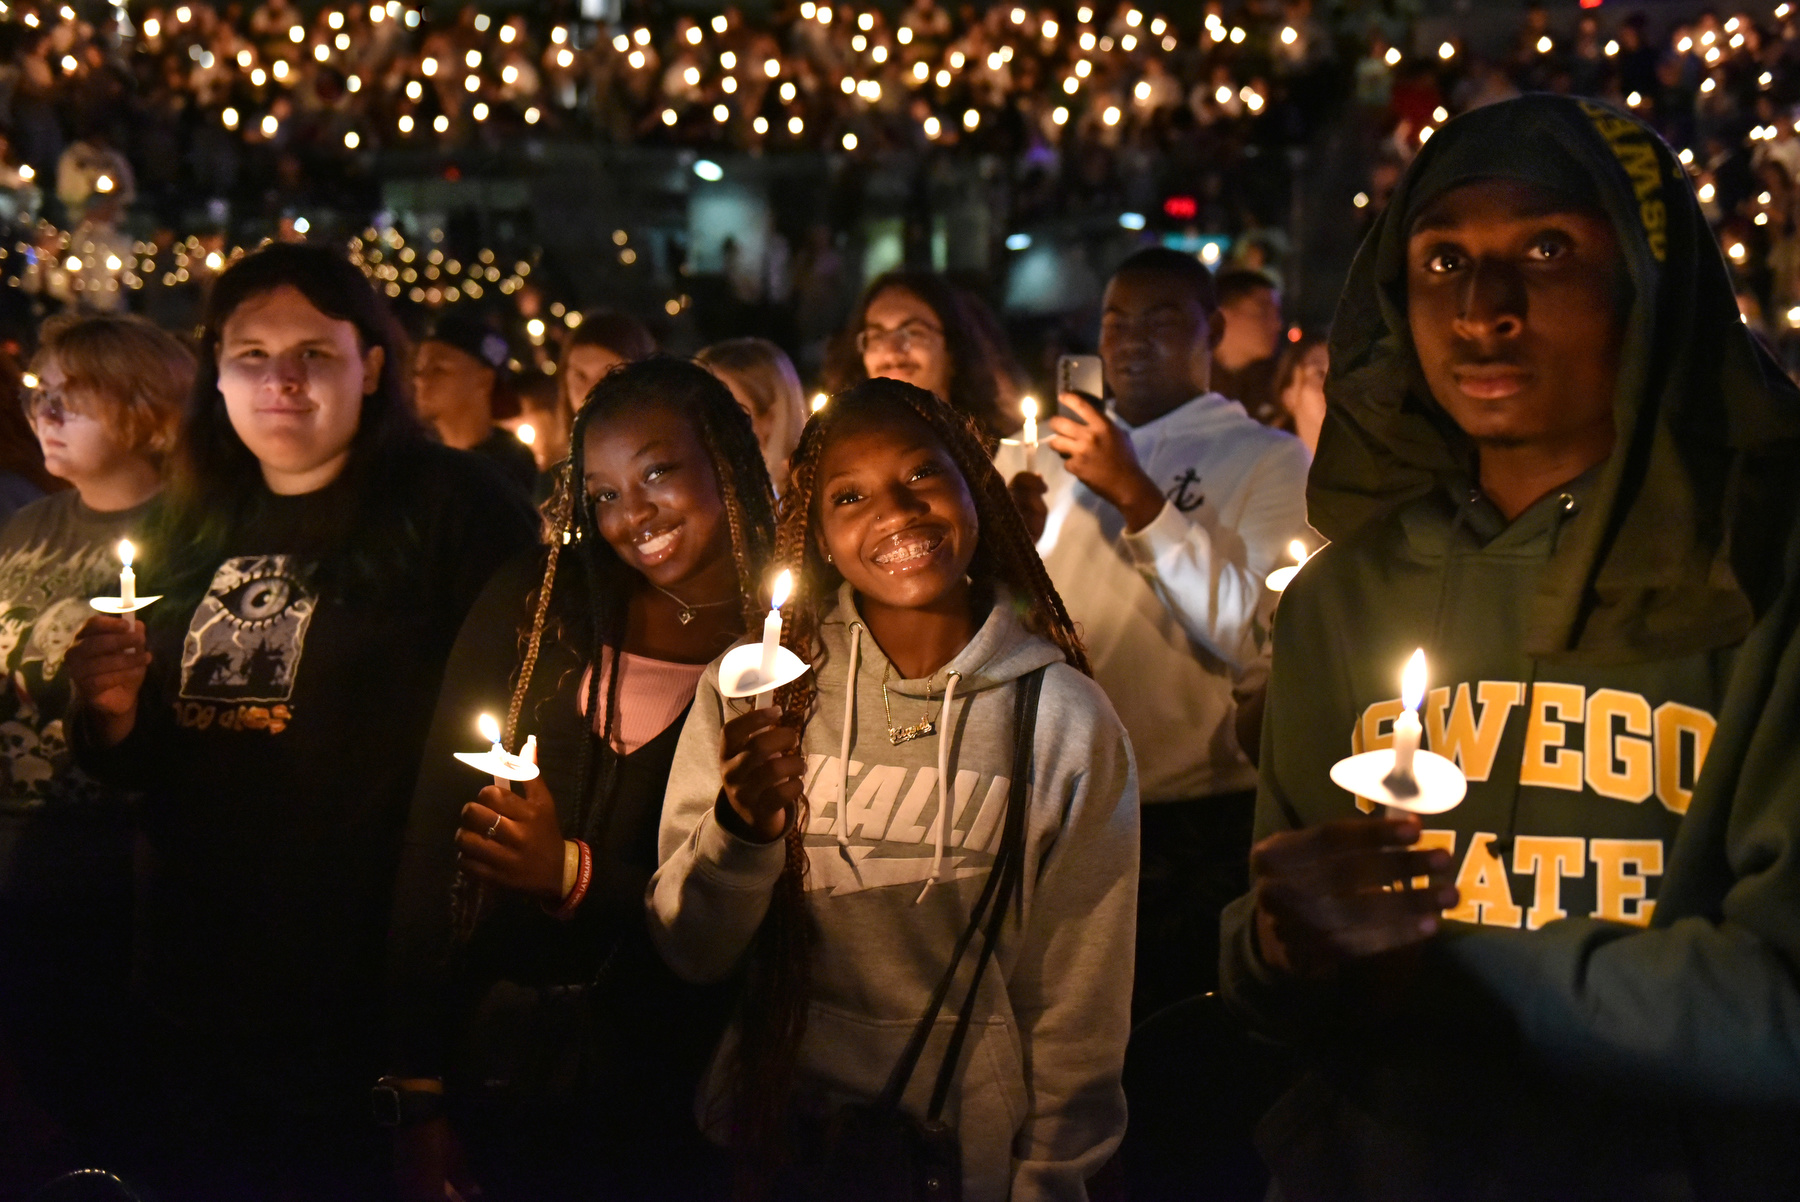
left=1391, top=648, right=1427, bottom=777
left=1020, top=396, right=1038, bottom=453
left=756, top=569, right=793, bottom=706
left=118, top=539, right=136, bottom=607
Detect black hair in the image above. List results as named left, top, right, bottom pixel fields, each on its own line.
left=516, top=357, right=776, bottom=848
left=1111, top=246, right=1221, bottom=313
left=820, top=271, right=1018, bottom=442
left=161, top=242, right=422, bottom=602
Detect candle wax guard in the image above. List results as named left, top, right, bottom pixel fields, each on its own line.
left=1264, top=565, right=1301, bottom=593
left=90, top=595, right=162, bottom=614
left=1330, top=748, right=1467, bottom=815
left=719, top=642, right=808, bottom=699
left=453, top=748, right=541, bottom=782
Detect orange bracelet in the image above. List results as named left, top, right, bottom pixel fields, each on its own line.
left=547, top=839, right=591, bottom=920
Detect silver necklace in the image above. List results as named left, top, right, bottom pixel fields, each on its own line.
left=650, top=582, right=735, bottom=625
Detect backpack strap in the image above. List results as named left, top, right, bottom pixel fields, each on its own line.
left=871, top=666, right=1047, bottom=1114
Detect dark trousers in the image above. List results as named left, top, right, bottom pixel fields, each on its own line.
left=1132, top=791, right=1257, bottom=1023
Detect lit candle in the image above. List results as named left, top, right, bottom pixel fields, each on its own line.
left=478, top=711, right=504, bottom=756
left=756, top=569, right=793, bottom=707
left=811, top=393, right=828, bottom=413
left=118, top=539, right=136, bottom=608
left=1264, top=539, right=1312, bottom=593
left=1389, top=649, right=1427, bottom=780
left=1020, top=396, right=1038, bottom=453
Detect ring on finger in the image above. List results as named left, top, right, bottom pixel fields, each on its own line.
left=486, top=814, right=503, bottom=839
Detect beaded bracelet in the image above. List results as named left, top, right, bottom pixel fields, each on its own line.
left=546, top=839, right=592, bottom=921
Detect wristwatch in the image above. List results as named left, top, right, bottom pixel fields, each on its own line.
left=372, top=1076, right=445, bottom=1127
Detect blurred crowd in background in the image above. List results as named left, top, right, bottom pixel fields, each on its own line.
left=0, top=2, right=1794, bottom=402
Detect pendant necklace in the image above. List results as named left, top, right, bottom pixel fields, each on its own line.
left=882, top=660, right=937, bottom=745
left=650, top=582, right=735, bottom=625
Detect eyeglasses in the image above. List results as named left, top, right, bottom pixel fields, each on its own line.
left=21, top=385, right=90, bottom=425
left=856, top=319, right=944, bottom=355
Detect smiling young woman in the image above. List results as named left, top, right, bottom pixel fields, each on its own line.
left=384, top=358, right=775, bottom=1202
left=821, top=271, right=1023, bottom=442
left=59, top=244, right=539, bottom=1198
left=650, top=379, right=1139, bottom=1201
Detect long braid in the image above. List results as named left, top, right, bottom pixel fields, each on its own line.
left=454, top=359, right=777, bottom=948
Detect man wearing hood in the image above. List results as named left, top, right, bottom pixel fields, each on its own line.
left=1222, top=95, right=1800, bottom=1197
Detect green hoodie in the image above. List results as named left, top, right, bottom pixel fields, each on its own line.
left=1220, top=96, right=1800, bottom=1199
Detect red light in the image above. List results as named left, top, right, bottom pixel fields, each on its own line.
left=1287, top=326, right=1302, bottom=343
left=1163, top=195, right=1197, bottom=220
left=1579, top=0, right=1601, bottom=6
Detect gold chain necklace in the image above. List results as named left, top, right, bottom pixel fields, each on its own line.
left=881, top=660, right=937, bottom=745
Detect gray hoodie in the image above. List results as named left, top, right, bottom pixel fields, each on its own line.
left=650, top=583, right=1139, bottom=1202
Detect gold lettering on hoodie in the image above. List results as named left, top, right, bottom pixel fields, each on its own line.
left=1521, top=683, right=1586, bottom=790
left=1426, top=682, right=1524, bottom=781
left=1653, top=702, right=1716, bottom=815
left=1443, top=832, right=1524, bottom=928
left=1352, top=682, right=1714, bottom=808
left=1512, top=835, right=1586, bottom=929
left=1584, top=688, right=1654, bottom=803
left=1580, top=100, right=1670, bottom=262
left=1590, top=838, right=1663, bottom=925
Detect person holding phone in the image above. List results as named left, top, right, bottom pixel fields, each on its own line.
left=1009, top=247, right=1310, bottom=1019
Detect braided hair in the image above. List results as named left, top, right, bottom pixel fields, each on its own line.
left=734, top=376, right=1089, bottom=1191
left=451, top=358, right=775, bottom=939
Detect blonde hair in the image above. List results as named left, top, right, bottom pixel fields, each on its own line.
left=694, top=338, right=807, bottom=487
left=33, top=313, right=194, bottom=460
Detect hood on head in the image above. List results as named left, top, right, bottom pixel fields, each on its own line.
left=1315, top=94, right=1800, bottom=662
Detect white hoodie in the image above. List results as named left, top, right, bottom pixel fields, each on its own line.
left=1031, top=392, right=1311, bottom=802
left=649, top=583, right=1139, bottom=1202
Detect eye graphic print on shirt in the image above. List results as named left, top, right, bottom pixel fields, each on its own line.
left=797, top=753, right=1012, bottom=896
left=180, top=555, right=317, bottom=705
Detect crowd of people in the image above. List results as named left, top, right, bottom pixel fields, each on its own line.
left=0, top=5, right=1798, bottom=1202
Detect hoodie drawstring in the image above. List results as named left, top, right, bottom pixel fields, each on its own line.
left=916, top=670, right=964, bottom=904
left=830, top=623, right=864, bottom=869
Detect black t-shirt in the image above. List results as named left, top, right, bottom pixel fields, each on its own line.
left=0, top=490, right=155, bottom=905
left=79, top=443, right=538, bottom=1117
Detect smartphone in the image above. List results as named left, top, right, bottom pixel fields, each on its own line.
left=1055, top=354, right=1104, bottom=420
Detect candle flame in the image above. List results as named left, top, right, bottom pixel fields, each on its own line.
left=1288, top=539, right=1308, bottom=564
left=810, top=393, right=828, bottom=413
left=1401, top=648, right=1427, bottom=712
left=515, top=422, right=536, bottom=446
left=118, top=539, right=134, bottom=567
left=477, top=712, right=500, bottom=744
left=770, top=568, right=793, bottom=610
left=1021, top=396, right=1038, bottom=419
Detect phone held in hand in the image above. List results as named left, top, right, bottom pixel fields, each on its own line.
left=1056, top=353, right=1104, bottom=419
